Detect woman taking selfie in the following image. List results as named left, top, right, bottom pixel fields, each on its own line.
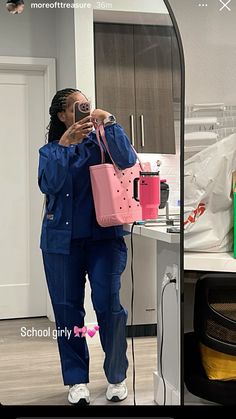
left=38, top=88, right=136, bottom=405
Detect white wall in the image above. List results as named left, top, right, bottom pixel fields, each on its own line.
left=55, top=5, right=76, bottom=89
left=0, top=1, right=76, bottom=90
left=0, top=3, right=56, bottom=57
left=168, top=0, right=236, bottom=105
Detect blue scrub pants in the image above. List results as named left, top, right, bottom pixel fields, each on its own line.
left=42, top=237, right=129, bottom=385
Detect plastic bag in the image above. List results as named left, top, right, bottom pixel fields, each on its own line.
left=184, top=133, right=236, bottom=252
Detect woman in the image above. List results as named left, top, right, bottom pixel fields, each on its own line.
left=38, top=88, right=137, bottom=405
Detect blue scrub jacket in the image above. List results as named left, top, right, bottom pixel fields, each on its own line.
left=38, top=124, right=137, bottom=254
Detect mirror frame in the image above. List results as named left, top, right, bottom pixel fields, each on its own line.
left=163, top=0, right=185, bottom=406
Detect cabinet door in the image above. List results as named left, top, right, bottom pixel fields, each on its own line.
left=134, top=25, right=176, bottom=154
left=94, top=23, right=136, bottom=145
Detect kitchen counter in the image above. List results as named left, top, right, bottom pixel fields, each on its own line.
left=185, top=251, right=236, bottom=273
left=124, top=222, right=180, bottom=244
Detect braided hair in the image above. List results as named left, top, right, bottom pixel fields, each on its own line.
left=6, top=0, right=24, bottom=4
left=46, top=88, right=86, bottom=143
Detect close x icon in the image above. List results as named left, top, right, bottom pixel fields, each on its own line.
left=219, top=0, right=231, bottom=11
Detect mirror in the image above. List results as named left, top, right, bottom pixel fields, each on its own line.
left=169, top=0, right=236, bottom=407
left=0, top=0, right=183, bottom=408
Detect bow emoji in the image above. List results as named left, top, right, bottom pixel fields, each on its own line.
left=74, top=326, right=87, bottom=337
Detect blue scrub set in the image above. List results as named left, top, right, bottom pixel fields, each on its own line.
left=38, top=123, right=137, bottom=385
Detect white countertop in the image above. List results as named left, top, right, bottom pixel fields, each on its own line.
left=184, top=251, right=236, bottom=272
left=124, top=223, right=180, bottom=244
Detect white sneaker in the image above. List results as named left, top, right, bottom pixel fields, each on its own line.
left=106, top=380, right=128, bottom=402
left=68, top=383, right=90, bottom=405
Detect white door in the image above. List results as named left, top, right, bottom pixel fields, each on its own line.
left=0, top=69, right=47, bottom=319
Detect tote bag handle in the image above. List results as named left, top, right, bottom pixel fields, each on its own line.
left=95, top=123, right=145, bottom=172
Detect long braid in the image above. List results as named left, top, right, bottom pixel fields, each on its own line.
left=46, top=88, right=82, bottom=143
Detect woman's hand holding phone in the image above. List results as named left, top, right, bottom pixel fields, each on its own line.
left=58, top=102, right=112, bottom=147
left=59, top=116, right=94, bottom=146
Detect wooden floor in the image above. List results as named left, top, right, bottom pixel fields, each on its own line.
left=0, top=317, right=157, bottom=405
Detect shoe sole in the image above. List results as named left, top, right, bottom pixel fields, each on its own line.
left=68, top=397, right=90, bottom=406
left=107, top=390, right=128, bottom=403
left=109, top=396, right=123, bottom=402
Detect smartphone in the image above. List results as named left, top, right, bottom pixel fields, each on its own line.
left=74, top=100, right=91, bottom=123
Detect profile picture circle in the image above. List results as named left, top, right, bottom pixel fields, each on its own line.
left=6, top=0, right=24, bottom=14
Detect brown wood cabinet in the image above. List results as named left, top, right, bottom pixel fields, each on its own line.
left=94, top=23, right=178, bottom=154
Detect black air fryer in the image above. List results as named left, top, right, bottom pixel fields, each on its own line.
left=159, top=180, right=169, bottom=209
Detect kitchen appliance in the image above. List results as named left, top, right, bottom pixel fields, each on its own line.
left=133, top=172, right=160, bottom=220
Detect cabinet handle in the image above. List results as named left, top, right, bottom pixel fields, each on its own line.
left=140, top=114, right=145, bottom=148
left=130, top=114, right=135, bottom=146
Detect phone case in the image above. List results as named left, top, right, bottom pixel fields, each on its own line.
left=74, top=101, right=91, bottom=123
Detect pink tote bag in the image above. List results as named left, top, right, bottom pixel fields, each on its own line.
left=89, top=124, right=150, bottom=227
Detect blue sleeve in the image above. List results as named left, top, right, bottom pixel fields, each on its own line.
left=102, top=123, right=137, bottom=169
left=38, top=143, right=72, bottom=195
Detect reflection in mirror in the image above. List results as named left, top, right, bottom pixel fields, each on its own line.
left=0, top=0, right=182, bottom=408
left=76, top=0, right=182, bottom=406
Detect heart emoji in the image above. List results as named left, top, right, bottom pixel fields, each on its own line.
left=87, top=329, right=96, bottom=338
left=94, top=325, right=100, bottom=331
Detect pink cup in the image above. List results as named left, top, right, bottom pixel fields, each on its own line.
left=133, top=172, right=160, bottom=220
